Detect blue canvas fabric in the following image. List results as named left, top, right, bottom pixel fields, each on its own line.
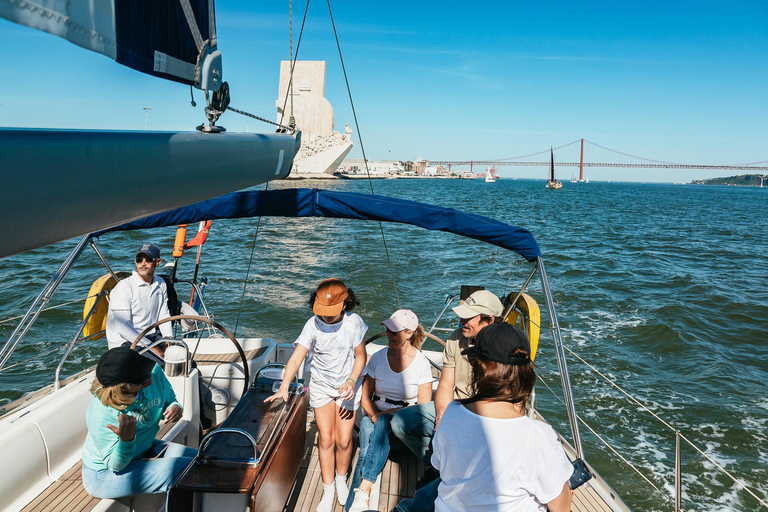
left=96, top=188, right=541, bottom=262
left=114, top=0, right=211, bottom=85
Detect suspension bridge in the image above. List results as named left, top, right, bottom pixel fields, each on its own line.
left=428, top=139, right=768, bottom=179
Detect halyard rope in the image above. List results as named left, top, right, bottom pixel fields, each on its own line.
left=326, top=0, right=401, bottom=308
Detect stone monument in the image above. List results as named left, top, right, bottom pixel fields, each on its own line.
left=276, top=61, right=353, bottom=178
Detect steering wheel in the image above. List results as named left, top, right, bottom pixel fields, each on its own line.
left=131, top=314, right=250, bottom=398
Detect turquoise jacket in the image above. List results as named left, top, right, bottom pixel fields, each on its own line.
left=82, top=364, right=182, bottom=472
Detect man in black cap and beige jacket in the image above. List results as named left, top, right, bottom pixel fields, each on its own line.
left=106, top=243, right=172, bottom=363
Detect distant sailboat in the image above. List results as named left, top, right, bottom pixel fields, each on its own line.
left=571, top=173, right=578, bottom=183
left=485, top=166, right=497, bottom=183
left=546, top=148, right=563, bottom=189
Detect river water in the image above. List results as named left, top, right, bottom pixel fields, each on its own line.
left=1, top=178, right=766, bottom=511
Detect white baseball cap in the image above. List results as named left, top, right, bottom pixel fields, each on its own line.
left=381, top=309, right=419, bottom=332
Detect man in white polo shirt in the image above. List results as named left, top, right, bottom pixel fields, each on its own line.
left=106, top=243, right=172, bottom=363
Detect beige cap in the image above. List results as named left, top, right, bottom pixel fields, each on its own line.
left=452, top=290, right=503, bottom=319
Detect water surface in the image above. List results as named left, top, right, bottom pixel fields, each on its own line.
left=1, top=179, right=766, bottom=511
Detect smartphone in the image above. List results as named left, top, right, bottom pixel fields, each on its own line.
left=141, top=444, right=168, bottom=460
left=569, top=458, right=593, bottom=490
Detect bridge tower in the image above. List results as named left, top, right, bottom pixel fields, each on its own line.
left=579, top=138, right=585, bottom=182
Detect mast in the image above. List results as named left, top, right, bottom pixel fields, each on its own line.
left=550, top=147, right=555, bottom=181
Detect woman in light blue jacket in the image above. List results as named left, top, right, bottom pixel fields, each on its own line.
left=81, top=347, right=197, bottom=498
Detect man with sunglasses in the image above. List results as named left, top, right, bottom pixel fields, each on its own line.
left=390, top=289, right=503, bottom=512
left=106, top=243, right=173, bottom=364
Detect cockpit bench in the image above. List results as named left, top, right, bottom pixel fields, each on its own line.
left=19, top=420, right=179, bottom=512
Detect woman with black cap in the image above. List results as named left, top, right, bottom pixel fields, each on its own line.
left=81, top=347, right=197, bottom=498
left=430, top=323, right=573, bottom=512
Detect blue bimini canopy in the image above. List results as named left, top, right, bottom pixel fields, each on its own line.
left=97, top=188, right=541, bottom=262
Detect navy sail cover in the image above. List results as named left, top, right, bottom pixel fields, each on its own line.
left=98, top=189, right=541, bottom=262
left=0, top=0, right=213, bottom=86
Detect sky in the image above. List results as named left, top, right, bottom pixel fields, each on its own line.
left=0, top=1, right=766, bottom=182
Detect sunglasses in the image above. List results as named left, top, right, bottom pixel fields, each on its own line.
left=135, top=255, right=157, bottom=263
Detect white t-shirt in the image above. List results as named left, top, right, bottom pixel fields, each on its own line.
left=363, top=348, right=433, bottom=411
left=106, top=271, right=172, bottom=349
left=432, top=402, right=573, bottom=512
left=295, top=312, right=368, bottom=388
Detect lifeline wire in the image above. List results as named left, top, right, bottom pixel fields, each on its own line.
left=326, top=0, right=401, bottom=308
left=563, top=345, right=768, bottom=509
left=537, top=374, right=662, bottom=492
left=0, top=297, right=88, bottom=326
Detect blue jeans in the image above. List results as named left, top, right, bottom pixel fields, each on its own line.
left=393, top=478, right=440, bottom=512
left=390, top=402, right=436, bottom=465
left=345, top=414, right=395, bottom=511
left=82, top=440, right=197, bottom=498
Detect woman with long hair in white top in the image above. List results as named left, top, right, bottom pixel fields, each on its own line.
left=431, top=322, right=573, bottom=512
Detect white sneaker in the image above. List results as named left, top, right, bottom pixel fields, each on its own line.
left=349, top=488, right=370, bottom=512
left=334, top=473, right=349, bottom=505
left=316, top=483, right=335, bottom=512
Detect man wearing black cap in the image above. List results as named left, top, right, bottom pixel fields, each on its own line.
left=106, top=243, right=172, bottom=362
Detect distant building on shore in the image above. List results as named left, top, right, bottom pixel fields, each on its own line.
left=338, top=158, right=449, bottom=177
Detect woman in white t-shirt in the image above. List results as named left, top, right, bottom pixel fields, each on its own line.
left=266, top=278, right=368, bottom=512
left=431, top=322, right=573, bottom=512
left=346, top=309, right=434, bottom=512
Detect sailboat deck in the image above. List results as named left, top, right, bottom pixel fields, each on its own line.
left=284, top=418, right=614, bottom=512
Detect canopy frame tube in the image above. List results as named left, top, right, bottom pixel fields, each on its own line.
left=538, top=256, right=584, bottom=458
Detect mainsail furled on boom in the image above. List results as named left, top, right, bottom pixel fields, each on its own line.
left=0, top=0, right=223, bottom=91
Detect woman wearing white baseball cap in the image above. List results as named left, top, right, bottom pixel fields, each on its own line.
left=346, top=310, right=433, bottom=512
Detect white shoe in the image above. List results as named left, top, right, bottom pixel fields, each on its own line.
left=316, top=483, right=335, bottom=512
left=349, top=488, right=370, bottom=512
left=335, top=473, right=349, bottom=505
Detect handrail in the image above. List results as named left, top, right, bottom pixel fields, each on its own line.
left=427, top=294, right=459, bottom=335
left=199, top=428, right=260, bottom=463
left=53, top=291, right=106, bottom=390
left=501, top=265, right=538, bottom=323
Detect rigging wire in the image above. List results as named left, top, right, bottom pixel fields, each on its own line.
left=290, top=0, right=294, bottom=122
left=278, top=0, right=311, bottom=128
left=226, top=106, right=294, bottom=132
left=326, top=0, right=401, bottom=308
left=233, top=183, right=270, bottom=338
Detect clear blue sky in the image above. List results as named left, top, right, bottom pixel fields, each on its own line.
left=1, top=1, right=766, bottom=182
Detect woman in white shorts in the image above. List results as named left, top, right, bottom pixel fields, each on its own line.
left=266, top=278, right=368, bottom=512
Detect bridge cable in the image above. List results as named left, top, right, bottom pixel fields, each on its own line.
left=584, top=140, right=676, bottom=165
left=326, top=0, right=401, bottom=308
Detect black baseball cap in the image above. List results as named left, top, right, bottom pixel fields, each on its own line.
left=96, top=347, right=155, bottom=387
left=462, top=323, right=531, bottom=366
left=136, top=243, right=161, bottom=260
